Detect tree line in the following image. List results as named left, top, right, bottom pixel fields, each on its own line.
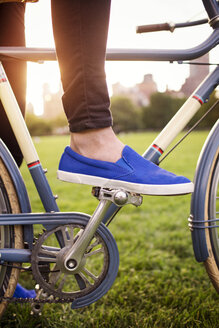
left=26, top=91, right=218, bottom=136
left=111, top=91, right=218, bottom=133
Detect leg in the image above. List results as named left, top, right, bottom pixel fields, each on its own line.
left=51, top=0, right=123, bottom=162
left=0, top=3, right=26, bottom=167
left=51, top=0, right=112, bottom=132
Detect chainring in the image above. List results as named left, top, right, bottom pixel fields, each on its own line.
left=31, top=218, right=119, bottom=308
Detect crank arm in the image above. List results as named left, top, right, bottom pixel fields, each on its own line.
left=63, top=188, right=143, bottom=272
left=63, top=199, right=112, bottom=271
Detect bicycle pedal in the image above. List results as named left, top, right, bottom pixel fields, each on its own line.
left=93, top=187, right=143, bottom=207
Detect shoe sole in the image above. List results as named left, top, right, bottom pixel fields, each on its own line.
left=57, top=170, right=194, bottom=196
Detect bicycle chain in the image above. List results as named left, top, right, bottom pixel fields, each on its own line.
left=0, top=272, right=75, bottom=305
left=0, top=296, right=73, bottom=304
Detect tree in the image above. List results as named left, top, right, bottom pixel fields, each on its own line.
left=141, top=92, right=186, bottom=130
left=26, top=113, right=52, bottom=136
left=110, top=96, right=140, bottom=133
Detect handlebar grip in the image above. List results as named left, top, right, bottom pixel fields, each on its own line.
left=136, top=23, right=174, bottom=34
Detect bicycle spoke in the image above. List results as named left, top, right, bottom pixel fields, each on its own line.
left=86, top=237, right=101, bottom=253
left=39, top=247, right=59, bottom=257
left=49, top=266, right=62, bottom=286
left=75, top=272, right=92, bottom=287
left=82, top=267, right=98, bottom=282
left=37, top=256, right=57, bottom=263
left=56, top=274, right=67, bottom=292
left=60, top=226, right=71, bottom=247
left=69, top=226, right=74, bottom=242
left=37, top=248, right=57, bottom=262
left=85, top=247, right=104, bottom=257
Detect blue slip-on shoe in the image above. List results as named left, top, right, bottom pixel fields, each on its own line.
left=57, top=145, right=194, bottom=195
left=13, top=283, right=36, bottom=298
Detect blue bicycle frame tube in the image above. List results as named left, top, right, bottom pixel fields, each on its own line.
left=202, top=0, right=219, bottom=28
left=0, top=28, right=218, bottom=63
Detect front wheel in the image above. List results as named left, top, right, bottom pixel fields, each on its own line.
left=191, top=120, right=219, bottom=293
left=0, top=158, right=24, bottom=317
left=204, top=150, right=219, bottom=292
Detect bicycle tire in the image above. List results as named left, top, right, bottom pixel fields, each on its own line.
left=0, top=158, right=24, bottom=317
left=204, top=148, right=219, bottom=292
left=190, top=120, right=219, bottom=293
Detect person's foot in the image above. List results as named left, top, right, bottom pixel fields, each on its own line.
left=13, top=283, right=36, bottom=299
left=57, top=144, right=194, bottom=196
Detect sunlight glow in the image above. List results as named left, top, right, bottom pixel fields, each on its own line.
left=25, top=0, right=217, bottom=115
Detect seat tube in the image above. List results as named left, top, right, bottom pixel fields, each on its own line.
left=0, top=62, right=38, bottom=164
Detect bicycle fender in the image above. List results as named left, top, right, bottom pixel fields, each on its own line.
left=0, top=139, right=33, bottom=247
left=190, top=119, right=219, bottom=262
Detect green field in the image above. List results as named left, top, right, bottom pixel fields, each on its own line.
left=1, top=132, right=218, bottom=328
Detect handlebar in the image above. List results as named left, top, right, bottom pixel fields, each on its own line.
left=136, top=19, right=208, bottom=34
left=136, top=0, right=219, bottom=33
left=136, top=23, right=174, bottom=34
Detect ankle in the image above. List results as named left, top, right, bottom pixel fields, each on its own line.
left=70, top=127, right=124, bottom=162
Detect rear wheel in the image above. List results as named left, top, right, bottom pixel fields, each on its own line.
left=204, top=150, right=219, bottom=292
left=0, top=158, right=23, bottom=317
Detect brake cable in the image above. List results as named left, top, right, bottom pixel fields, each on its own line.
left=159, top=99, right=219, bottom=164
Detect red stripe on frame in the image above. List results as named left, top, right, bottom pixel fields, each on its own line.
left=28, top=160, right=40, bottom=168
left=152, top=144, right=164, bottom=154
left=193, top=95, right=203, bottom=105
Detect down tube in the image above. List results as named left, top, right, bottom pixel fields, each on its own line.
left=0, top=62, right=59, bottom=213
left=143, top=66, right=219, bottom=163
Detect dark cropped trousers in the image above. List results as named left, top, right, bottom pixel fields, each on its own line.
left=0, top=0, right=112, bottom=166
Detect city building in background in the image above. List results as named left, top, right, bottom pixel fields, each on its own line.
left=180, top=54, right=209, bottom=97
left=42, top=83, right=64, bottom=120
left=112, top=74, right=157, bottom=107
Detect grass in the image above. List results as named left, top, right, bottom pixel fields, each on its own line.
left=1, top=131, right=218, bottom=328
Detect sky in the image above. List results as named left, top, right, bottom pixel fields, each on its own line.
left=25, top=0, right=218, bottom=115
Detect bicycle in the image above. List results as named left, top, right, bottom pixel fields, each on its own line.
left=0, top=0, right=218, bottom=317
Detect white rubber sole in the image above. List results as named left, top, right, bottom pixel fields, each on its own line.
left=57, top=170, right=194, bottom=196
